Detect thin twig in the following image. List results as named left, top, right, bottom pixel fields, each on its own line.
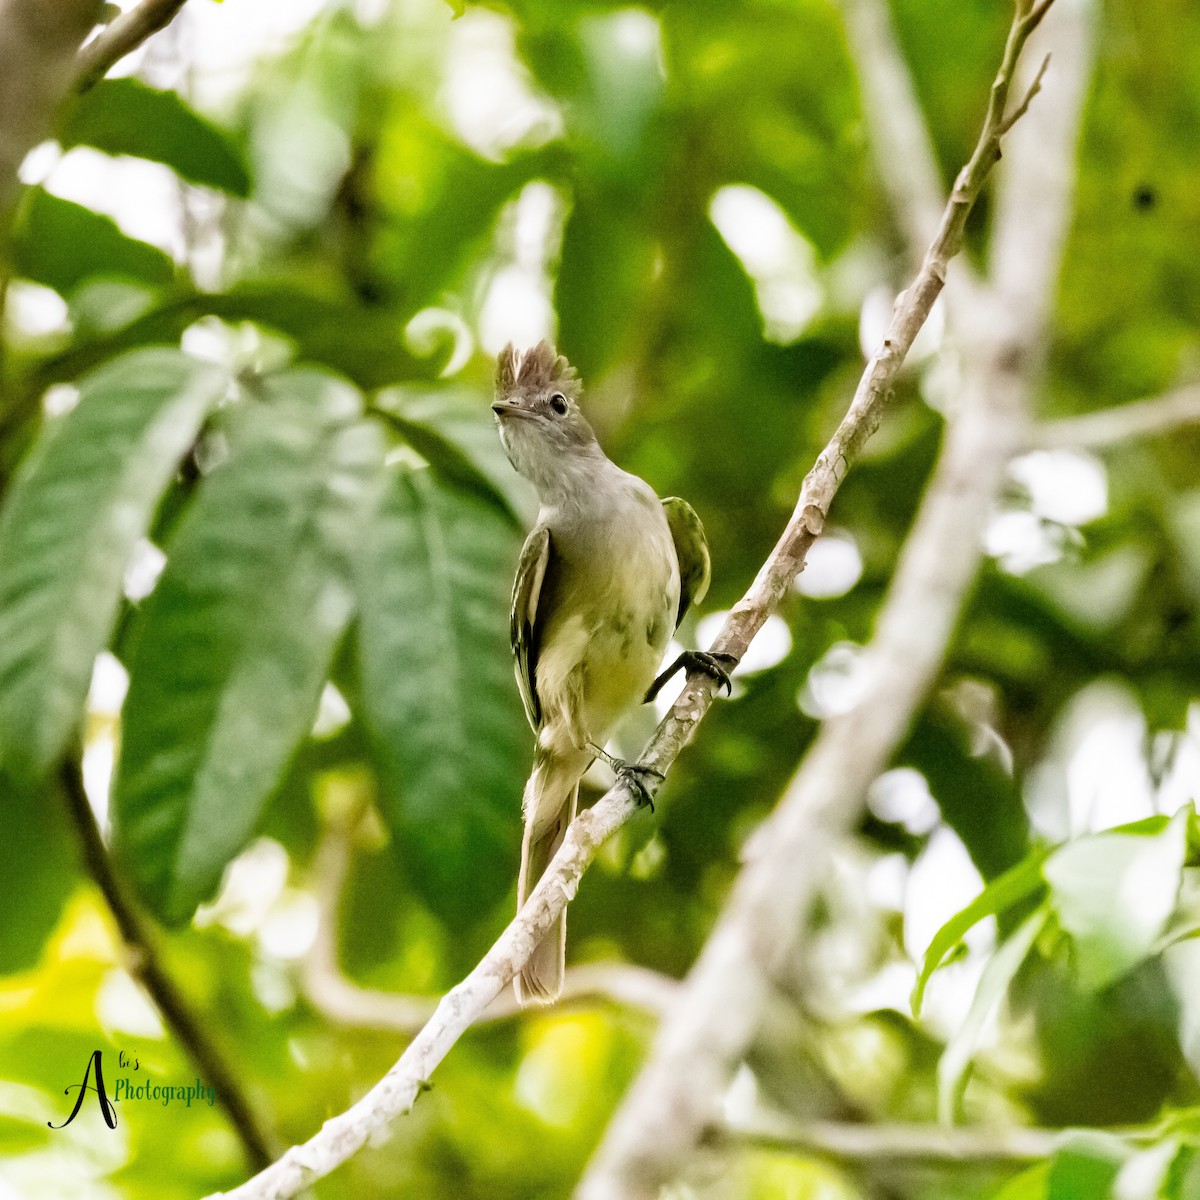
left=999, top=53, right=1052, bottom=135
left=1037, top=385, right=1200, bottom=449
left=203, top=9, right=1065, bottom=1200
left=301, top=821, right=677, bottom=1031
left=73, top=0, right=189, bottom=91
left=58, top=760, right=280, bottom=1170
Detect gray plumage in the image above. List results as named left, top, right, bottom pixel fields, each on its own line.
left=493, top=341, right=711, bottom=1004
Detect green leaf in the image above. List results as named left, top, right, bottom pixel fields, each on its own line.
left=938, top=903, right=1049, bottom=1124
left=913, top=849, right=1049, bottom=1017
left=372, top=388, right=535, bottom=527
left=112, top=370, right=385, bottom=922
left=988, top=1134, right=1130, bottom=1200
left=1044, top=805, right=1191, bottom=991
left=60, top=78, right=251, bottom=196
left=1045, top=1134, right=1129, bottom=1199
left=990, top=1162, right=1051, bottom=1200
left=0, top=775, right=79, bottom=972
left=0, top=348, right=228, bottom=778
left=355, top=465, right=527, bottom=922
left=13, top=190, right=175, bottom=296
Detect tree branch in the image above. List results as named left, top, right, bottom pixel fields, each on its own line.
left=724, top=1110, right=1062, bottom=1165
left=73, top=0, right=190, bottom=91
left=1037, top=384, right=1200, bottom=449
left=0, top=0, right=100, bottom=229
left=0, top=0, right=103, bottom=395
left=576, top=4, right=1094, bottom=1197
left=837, top=0, right=954, bottom=270
left=301, top=820, right=677, bottom=1032
left=59, top=760, right=279, bottom=1171
left=988, top=0, right=1094, bottom=370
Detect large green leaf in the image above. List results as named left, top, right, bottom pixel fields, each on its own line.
left=60, top=78, right=251, bottom=196
left=355, top=464, right=527, bottom=922
left=0, top=348, right=228, bottom=778
left=13, top=190, right=175, bottom=296
left=1044, top=806, right=1190, bottom=992
left=112, top=370, right=385, bottom=922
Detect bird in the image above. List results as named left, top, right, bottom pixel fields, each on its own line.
left=492, top=341, right=732, bottom=1004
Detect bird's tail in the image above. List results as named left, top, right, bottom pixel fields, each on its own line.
left=515, top=751, right=583, bottom=1005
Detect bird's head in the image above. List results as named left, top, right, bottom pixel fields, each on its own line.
left=492, top=341, right=600, bottom=492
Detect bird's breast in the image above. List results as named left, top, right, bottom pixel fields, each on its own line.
left=536, top=486, right=680, bottom=739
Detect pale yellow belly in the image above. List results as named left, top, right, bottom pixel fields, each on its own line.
left=535, top=532, right=679, bottom=755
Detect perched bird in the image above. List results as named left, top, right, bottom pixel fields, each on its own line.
left=493, top=342, right=732, bottom=1004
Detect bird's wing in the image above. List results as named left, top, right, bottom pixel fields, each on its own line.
left=662, top=496, right=712, bottom=628
left=510, top=523, right=552, bottom=732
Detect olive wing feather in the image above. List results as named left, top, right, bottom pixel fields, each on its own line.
left=510, top=523, right=552, bottom=732
left=662, top=496, right=711, bottom=628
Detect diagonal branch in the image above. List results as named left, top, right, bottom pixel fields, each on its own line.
left=73, top=0, right=189, bottom=92
left=204, top=8, right=1066, bottom=1200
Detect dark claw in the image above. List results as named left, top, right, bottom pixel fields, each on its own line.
left=614, top=762, right=664, bottom=812
left=589, top=741, right=663, bottom=810
left=644, top=650, right=738, bottom=703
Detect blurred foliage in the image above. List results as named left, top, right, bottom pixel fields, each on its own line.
left=0, top=0, right=1199, bottom=1197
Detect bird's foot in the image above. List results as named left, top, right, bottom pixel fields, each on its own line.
left=587, top=744, right=664, bottom=812
left=644, top=650, right=738, bottom=703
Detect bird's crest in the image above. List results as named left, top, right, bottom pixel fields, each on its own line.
left=495, top=341, right=582, bottom=401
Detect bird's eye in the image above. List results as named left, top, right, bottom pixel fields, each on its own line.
left=550, top=393, right=568, bottom=416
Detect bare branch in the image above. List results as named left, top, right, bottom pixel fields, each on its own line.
left=725, top=1110, right=1063, bottom=1165
left=59, top=761, right=279, bottom=1170
left=1038, top=385, right=1200, bottom=449
left=73, top=0, right=189, bottom=92
left=301, top=821, right=677, bottom=1032
left=837, top=0, right=949, bottom=267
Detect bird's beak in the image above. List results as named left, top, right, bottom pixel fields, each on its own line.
left=491, top=398, right=525, bottom=418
